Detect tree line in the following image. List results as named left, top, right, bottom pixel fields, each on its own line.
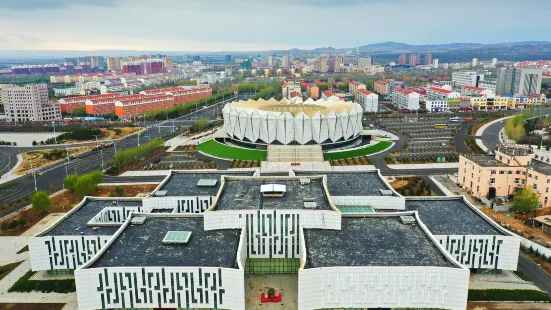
left=113, top=138, right=164, bottom=170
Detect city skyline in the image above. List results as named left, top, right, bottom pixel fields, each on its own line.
left=0, top=0, right=550, bottom=52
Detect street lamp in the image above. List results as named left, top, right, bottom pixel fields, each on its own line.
left=52, top=121, right=57, bottom=143
left=30, top=156, right=37, bottom=192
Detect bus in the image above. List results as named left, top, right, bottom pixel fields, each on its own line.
left=448, top=117, right=459, bottom=123
left=434, top=124, right=448, bottom=129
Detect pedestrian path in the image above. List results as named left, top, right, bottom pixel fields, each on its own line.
left=386, top=162, right=459, bottom=169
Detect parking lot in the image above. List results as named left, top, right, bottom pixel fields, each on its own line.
left=374, top=117, right=463, bottom=163
left=137, top=151, right=218, bottom=170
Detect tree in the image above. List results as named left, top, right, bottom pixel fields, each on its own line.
left=192, top=118, right=210, bottom=132
left=13, top=142, right=16, bottom=146
left=32, top=140, right=37, bottom=146
left=32, top=190, right=51, bottom=214
left=72, top=106, right=87, bottom=117
left=63, top=174, right=78, bottom=191
left=513, top=186, right=540, bottom=213
left=74, top=175, right=96, bottom=198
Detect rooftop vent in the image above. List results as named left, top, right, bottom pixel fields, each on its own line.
left=131, top=216, right=147, bottom=225
left=379, top=189, right=393, bottom=196
left=303, top=197, right=314, bottom=202
left=155, top=190, right=168, bottom=197
left=112, top=200, right=118, bottom=205
left=400, top=215, right=416, bottom=225
left=260, top=184, right=286, bottom=197
left=197, top=179, right=218, bottom=187
left=162, top=231, right=192, bottom=245
left=304, top=202, right=317, bottom=209
left=299, top=178, right=311, bottom=185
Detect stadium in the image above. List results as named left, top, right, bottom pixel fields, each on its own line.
left=221, top=97, right=364, bottom=146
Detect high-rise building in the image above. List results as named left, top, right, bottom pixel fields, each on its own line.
left=433, top=59, right=439, bottom=69
left=107, top=57, right=124, bottom=71
left=281, top=55, right=290, bottom=68
left=358, top=57, right=372, bottom=67
left=496, top=68, right=543, bottom=95
left=225, top=55, right=232, bottom=63
left=329, top=57, right=341, bottom=73
left=268, top=56, right=275, bottom=67
left=314, top=57, right=328, bottom=73
left=492, top=58, right=498, bottom=67
left=424, top=54, right=433, bottom=65
left=3, top=84, right=61, bottom=122
left=398, top=54, right=407, bottom=65
left=443, top=63, right=449, bottom=70
left=409, top=54, right=420, bottom=66
left=163, top=56, right=173, bottom=73
left=472, top=58, right=478, bottom=67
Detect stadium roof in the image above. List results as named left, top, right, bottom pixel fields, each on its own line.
left=226, top=98, right=360, bottom=117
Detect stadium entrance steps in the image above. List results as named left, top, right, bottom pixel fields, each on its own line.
left=267, top=145, right=324, bottom=162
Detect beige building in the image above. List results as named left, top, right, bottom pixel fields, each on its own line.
left=107, top=57, right=125, bottom=71
left=3, top=84, right=61, bottom=122
left=459, top=145, right=551, bottom=207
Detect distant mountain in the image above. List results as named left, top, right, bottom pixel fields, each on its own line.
left=0, top=40, right=550, bottom=59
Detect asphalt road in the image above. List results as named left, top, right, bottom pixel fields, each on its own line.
left=480, top=119, right=506, bottom=152
left=518, top=252, right=551, bottom=296
left=0, top=97, right=236, bottom=210
left=454, top=122, right=474, bottom=154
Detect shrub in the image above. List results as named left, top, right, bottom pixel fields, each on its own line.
left=63, top=174, right=78, bottom=191
left=109, top=187, right=125, bottom=197
left=468, top=289, right=551, bottom=302
left=88, top=170, right=104, bottom=185
left=9, top=270, right=76, bottom=293
left=105, top=166, right=119, bottom=175
left=31, top=191, right=51, bottom=214
left=74, top=175, right=96, bottom=198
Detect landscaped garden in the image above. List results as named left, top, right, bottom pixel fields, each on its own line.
left=197, top=140, right=267, bottom=161
left=323, top=141, right=392, bottom=161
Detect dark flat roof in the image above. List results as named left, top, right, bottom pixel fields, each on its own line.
left=305, top=215, right=456, bottom=268
left=214, top=177, right=332, bottom=211
left=531, top=160, right=551, bottom=175
left=159, top=171, right=254, bottom=196
left=90, top=216, right=240, bottom=268
left=405, top=198, right=505, bottom=235
left=296, top=171, right=393, bottom=196
left=45, top=199, right=143, bottom=236
left=465, top=155, right=508, bottom=167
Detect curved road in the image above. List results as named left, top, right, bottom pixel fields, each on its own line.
left=480, top=119, right=506, bottom=152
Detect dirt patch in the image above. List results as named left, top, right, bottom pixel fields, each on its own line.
left=0, top=304, right=65, bottom=310
left=14, top=146, right=93, bottom=175
left=480, top=207, right=551, bottom=244
left=101, top=127, right=142, bottom=140
left=468, top=302, right=551, bottom=309
left=0, top=184, right=157, bottom=236
left=390, top=177, right=433, bottom=196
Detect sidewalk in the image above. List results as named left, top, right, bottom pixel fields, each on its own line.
left=119, top=170, right=171, bottom=177
left=386, top=162, right=459, bottom=169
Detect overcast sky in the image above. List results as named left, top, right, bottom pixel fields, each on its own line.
left=0, top=0, right=549, bottom=51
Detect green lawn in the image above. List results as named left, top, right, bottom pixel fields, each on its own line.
left=323, top=141, right=393, bottom=161
left=0, top=261, right=22, bottom=281
left=197, top=140, right=267, bottom=161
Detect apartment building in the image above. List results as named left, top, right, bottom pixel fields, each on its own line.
left=452, top=71, right=485, bottom=89
left=374, top=81, right=388, bottom=96
left=355, top=89, right=378, bottom=112
left=459, top=145, right=551, bottom=207
left=391, top=88, right=420, bottom=110
left=507, top=94, right=547, bottom=109
left=425, top=100, right=447, bottom=112
left=462, top=85, right=488, bottom=97
left=114, top=95, right=174, bottom=117
left=85, top=95, right=140, bottom=115
left=426, top=87, right=461, bottom=101
left=3, top=84, right=61, bottom=122
left=58, top=93, right=123, bottom=113
left=140, top=87, right=212, bottom=105
left=496, top=68, right=543, bottom=95
left=349, top=81, right=366, bottom=97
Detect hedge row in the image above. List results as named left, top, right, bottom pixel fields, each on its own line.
left=9, top=270, right=76, bottom=293
left=468, top=289, right=551, bottom=302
